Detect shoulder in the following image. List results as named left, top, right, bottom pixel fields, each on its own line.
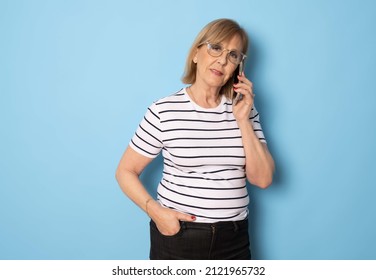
left=153, top=88, right=188, bottom=105
left=148, top=88, right=190, bottom=113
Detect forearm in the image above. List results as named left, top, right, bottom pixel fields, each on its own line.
left=116, top=164, right=195, bottom=235
left=115, top=168, right=154, bottom=215
left=238, top=120, right=275, bottom=188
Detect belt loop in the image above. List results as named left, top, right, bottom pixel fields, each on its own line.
left=233, top=221, right=239, bottom=232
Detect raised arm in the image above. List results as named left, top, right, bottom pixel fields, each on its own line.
left=233, top=74, right=275, bottom=188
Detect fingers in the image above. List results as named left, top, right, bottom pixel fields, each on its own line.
left=232, top=73, right=255, bottom=121
left=236, top=72, right=252, bottom=87
left=155, top=210, right=196, bottom=236
left=233, top=74, right=255, bottom=101
left=233, top=83, right=254, bottom=100
left=177, top=212, right=196, bottom=222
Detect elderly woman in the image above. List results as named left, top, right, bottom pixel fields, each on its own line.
left=116, top=18, right=274, bottom=260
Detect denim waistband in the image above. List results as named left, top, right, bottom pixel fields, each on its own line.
left=180, top=219, right=248, bottom=232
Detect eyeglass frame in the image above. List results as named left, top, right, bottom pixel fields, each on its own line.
left=198, top=41, right=247, bottom=65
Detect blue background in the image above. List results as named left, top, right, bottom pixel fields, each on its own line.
left=1, top=0, right=376, bottom=260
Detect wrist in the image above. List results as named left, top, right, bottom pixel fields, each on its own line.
left=145, top=198, right=153, bottom=216
left=145, top=199, right=161, bottom=218
left=237, top=118, right=251, bottom=129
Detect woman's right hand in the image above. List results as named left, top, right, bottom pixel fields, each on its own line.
left=147, top=200, right=196, bottom=236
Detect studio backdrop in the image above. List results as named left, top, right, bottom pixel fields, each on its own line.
left=1, top=0, right=376, bottom=259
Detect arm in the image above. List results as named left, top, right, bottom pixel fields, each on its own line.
left=115, top=146, right=195, bottom=235
left=233, top=74, right=275, bottom=188
left=237, top=121, right=275, bottom=188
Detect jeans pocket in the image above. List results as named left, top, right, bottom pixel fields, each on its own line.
left=150, top=220, right=184, bottom=238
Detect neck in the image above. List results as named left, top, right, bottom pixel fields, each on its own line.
left=188, top=84, right=221, bottom=108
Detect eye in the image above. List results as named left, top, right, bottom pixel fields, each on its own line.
left=210, top=43, right=223, bottom=53
left=229, top=51, right=240, bottom=60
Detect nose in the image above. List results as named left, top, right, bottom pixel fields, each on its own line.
left=217, top=51, right=228, bottom=65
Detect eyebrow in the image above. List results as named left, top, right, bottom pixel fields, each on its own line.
left=214, top=42, right=242, bottom=52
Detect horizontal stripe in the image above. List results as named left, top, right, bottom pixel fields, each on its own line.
left=162, top=178, right=246, bottom=190
left=159, top=109, right=234, bottom=115
left=158, top=192, right=248, bottom=210
left=161, top=118, right=237, bottom=124
left=162, top=127, right=239, bottom=133
left=163, top=135, right=242, bottom=142
left=163, top=163, right=242, bottom=175
left=160, top=182, right=248, bottom=201
left=163, top=171, right=246, bottom=181
left=165, top=145, right=244, bottom=149
left=156, top=100, right=190, bottom=105
left=163, top=157, right=245, bottom=169
left=166, top=153, right=245, bottom=159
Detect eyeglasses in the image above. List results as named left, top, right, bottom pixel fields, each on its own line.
left=199, top=42, right=246, bottom=65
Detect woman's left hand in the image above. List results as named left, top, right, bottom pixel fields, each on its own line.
left=232, top=73, right=255, bottom=122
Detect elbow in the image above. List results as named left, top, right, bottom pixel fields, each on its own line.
left=249, top=177, right=273, bottom=189
left=247, top=172, right=274, bottom=189
left=115, top=168, right=120, bottom=182
left=255, top=177, right=273, bottom=189
left=248, top=160, right=275, bottom=189
left=115, top=166, right=124, bottom=183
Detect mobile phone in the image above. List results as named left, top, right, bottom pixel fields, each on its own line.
left=233, top=60, right=245, bottom=105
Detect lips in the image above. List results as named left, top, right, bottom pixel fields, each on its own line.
left=210, top=69, right=223, bottom=76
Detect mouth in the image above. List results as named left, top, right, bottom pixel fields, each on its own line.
left=210, top=68, right=224, bottom=76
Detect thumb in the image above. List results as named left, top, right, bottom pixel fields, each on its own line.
left=178, top=213, right=196, bottom=222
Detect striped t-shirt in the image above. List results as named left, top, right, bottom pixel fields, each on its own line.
left=130, top=87, right=266, bottom=223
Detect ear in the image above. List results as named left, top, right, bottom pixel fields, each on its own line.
left=193, top=48, right=198, bottom=63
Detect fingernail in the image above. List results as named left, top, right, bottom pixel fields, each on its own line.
left=191, top=216, right=196, bottom=220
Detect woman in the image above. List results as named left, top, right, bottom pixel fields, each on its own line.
left=116, top=18, right=274, bottom=260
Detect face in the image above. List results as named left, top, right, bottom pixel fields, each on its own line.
left=193, top=35, right=244, bottom=89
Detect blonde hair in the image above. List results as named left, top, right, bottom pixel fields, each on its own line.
left=181, top=18, right=249, bottom=99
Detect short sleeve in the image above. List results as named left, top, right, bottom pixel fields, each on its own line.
left=250, top=106, right=267, bottom=144
left=129, top=102, right=163, bottom=158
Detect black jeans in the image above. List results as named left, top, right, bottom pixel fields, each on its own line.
left=149, top=219, right=251, bottom=260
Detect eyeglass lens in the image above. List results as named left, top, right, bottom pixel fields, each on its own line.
left=207, top=43, right=243, bottom=64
